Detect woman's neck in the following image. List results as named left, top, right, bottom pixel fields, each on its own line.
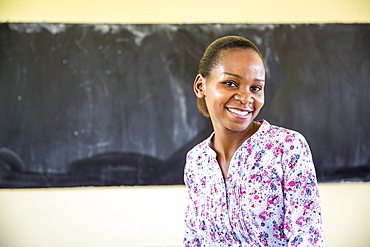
left=212, top=121, right=258, bottom=152
left=210, top=121, right=260, bottom=179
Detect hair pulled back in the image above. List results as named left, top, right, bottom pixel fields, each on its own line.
left=196, top=36, right=264, bottom=117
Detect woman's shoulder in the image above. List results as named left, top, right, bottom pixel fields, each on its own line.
left=186, top=133, right=215, bottom=159
left=254, top=120, right=312, bottom=157
left=258, top=120, right=308, bottom=143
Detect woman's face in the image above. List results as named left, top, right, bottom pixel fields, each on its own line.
left=194, top=49, right=265, bottom=133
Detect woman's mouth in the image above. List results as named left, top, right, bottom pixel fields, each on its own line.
left=227, top=107, right=252, bottom=118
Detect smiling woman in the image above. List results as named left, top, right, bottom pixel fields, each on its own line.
left=184, top=36, right=325, bottom=246
left=195, top=48, right=265, bottom=134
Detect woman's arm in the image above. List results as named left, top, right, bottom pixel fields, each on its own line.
left=281, top=133, right=326, bottom=246
left=184, top=200, right=201, bottom=246
left=183, top=154, right=201, bottom=246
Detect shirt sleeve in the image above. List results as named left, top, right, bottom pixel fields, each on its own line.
left=281, top=133, right=326, bottom=246
left=183, top=154, right=201, bottom=247
left=184, top=202, right=201, bottom=246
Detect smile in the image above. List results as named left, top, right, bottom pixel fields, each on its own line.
left=227, top=107, right=251, bottom=117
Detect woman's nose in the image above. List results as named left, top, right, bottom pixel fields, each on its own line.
left=234, top=90, right=253, bottom=104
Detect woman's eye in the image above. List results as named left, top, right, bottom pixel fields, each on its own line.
left=251, top=86, right=262, bottom=92
left=224, top=81, right=237, bottom=87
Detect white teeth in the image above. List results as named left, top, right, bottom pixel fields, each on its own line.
left=228, top=108, right=250, bottom=116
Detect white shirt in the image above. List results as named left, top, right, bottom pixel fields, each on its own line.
left=184, top=120, right=325, bottom=246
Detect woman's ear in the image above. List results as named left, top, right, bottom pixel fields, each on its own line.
left=193, top=74, right=206, bottom=98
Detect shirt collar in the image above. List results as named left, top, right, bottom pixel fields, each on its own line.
left=204, top=119, right=271, bottom=151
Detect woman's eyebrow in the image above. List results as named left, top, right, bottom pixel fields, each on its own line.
left=255, top=78, right=265, bottom=83
left=223, top=72, right=242, bottom=79
left=224, top=72, right=265, bottom=82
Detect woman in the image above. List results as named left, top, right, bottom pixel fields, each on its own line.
left=184, top=36, right=325, bottom=246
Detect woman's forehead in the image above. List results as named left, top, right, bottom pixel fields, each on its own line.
left=214, top=49, right=265, bottom=72
left=218, top=48, right=262, bottom=60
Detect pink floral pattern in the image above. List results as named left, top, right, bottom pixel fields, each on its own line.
left=184, top=120, right=325, bottom=246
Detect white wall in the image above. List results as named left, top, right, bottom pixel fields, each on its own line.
left=0, top=183, right=370, bottom=247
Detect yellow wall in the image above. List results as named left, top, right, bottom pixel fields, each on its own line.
left=0, top=0, right=370, bottom=24
left=1, top=0, right=370, bottom=247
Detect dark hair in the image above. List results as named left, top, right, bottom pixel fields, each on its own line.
left=196, top=36, right=265, bottom=117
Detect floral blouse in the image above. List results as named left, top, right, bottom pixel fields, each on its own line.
left=184, top=120, right=325, bottom=246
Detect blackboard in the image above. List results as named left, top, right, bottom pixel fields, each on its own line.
left=0, top=23, right=369, bottom=188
